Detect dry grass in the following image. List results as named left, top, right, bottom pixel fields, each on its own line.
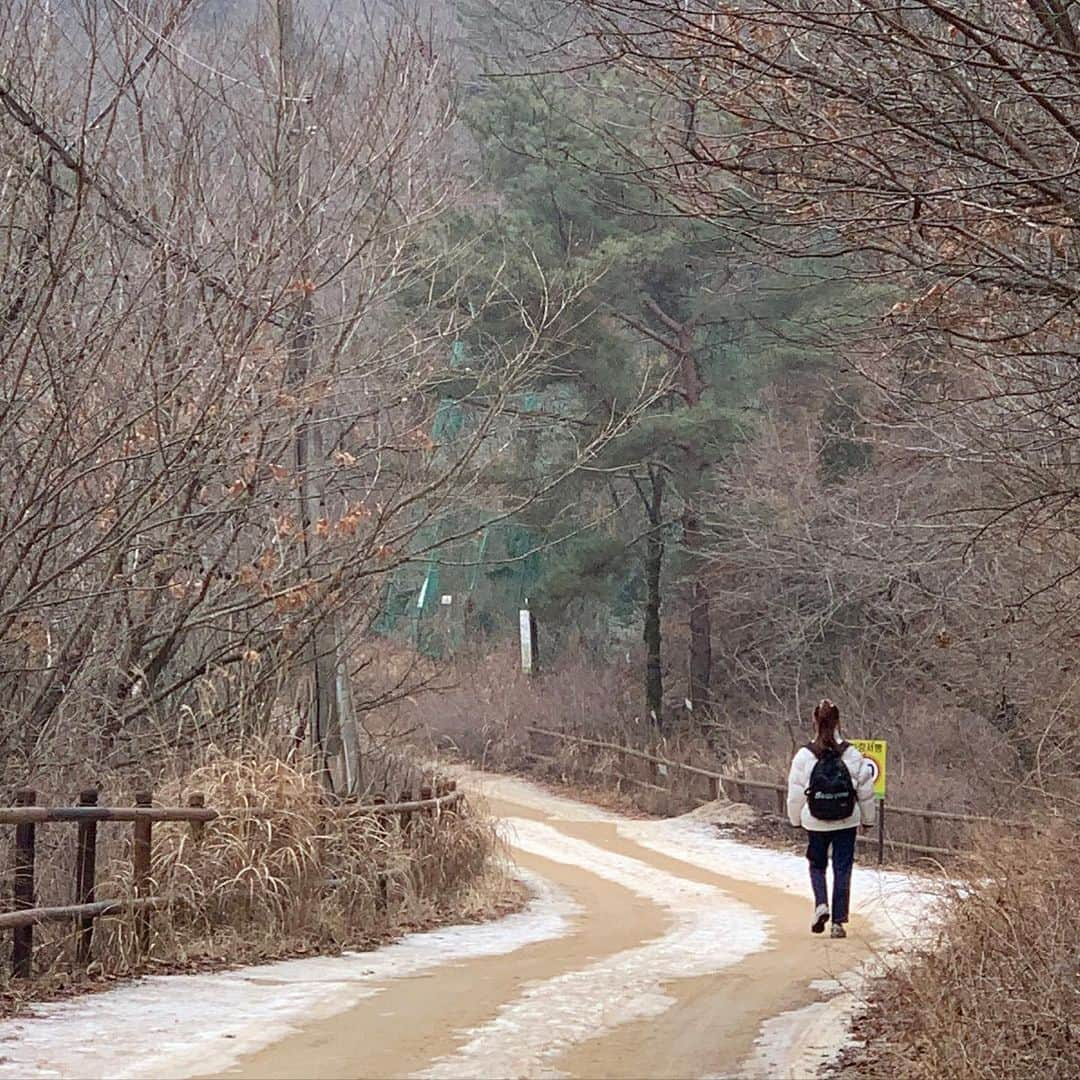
left=405, top=647, right=1053, bottom=855
left=405, top=648, right=710, bottom=816
left=0, top=747, right=510, bottom=1005
left=405, top=645, right=635, bottom=763
left=842, top=822, right=1080, bottom=1080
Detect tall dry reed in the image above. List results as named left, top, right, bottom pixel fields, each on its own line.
left=846, top=821, right=1079, bottom=1079
left=1, top=748, right=508, bottom=993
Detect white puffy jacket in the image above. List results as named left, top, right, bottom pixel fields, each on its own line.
left=787, top=742, right=877, bottom=832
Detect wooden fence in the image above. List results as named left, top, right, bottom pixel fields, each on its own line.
left=2, top=781, right=463, bottom=980
left=525, top=726, right=1031, bottom=861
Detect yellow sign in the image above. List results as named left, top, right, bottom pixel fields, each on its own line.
left=850, top=739, right=887, bottom=799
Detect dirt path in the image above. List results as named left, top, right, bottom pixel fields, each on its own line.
left=202, top=845, right=666, bottom=1080
left=205, top=775, right=880, bottom=1080
left=548, top=816, right=868, bottom=1079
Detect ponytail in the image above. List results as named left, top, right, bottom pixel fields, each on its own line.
left=812, top=698, right=841, bottom=753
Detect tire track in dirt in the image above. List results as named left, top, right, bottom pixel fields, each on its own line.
left=205, top=843, right=669, bottom=1080
left=547, top=816, right=871, bottom=1079
left=206, top=776, right=879, bottom=1080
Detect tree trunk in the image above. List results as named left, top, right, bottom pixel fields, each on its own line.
left=685, top=521, right=712, bottom=714
left=336, top=630, right=362, bottom=795
left=278, top=0, right=347, bottom=791
left=642, top=466, right=665, bottom=726
left=644, top=297, right=713, bottom=715
left=675, top=318, right=712, bottom=716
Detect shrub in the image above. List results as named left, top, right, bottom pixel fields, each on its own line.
left=0, top=748, right=507, bottom=992
left=847, top=822, right=1080, bottom=1079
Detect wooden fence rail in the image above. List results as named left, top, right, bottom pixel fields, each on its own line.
left=525, top=725, right=1032, bottom=860
left=0, top=897, right=164, bottom=932
left=2, top=779, right=463, bottom=980
left=0, top=789, right=463, bottom=827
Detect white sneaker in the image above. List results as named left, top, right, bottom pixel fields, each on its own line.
left=811, top=904, right=829, bottom=934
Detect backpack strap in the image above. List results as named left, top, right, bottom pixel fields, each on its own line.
left=804, top=742, right=820, bottom=759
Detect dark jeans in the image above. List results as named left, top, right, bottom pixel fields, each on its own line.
left=806, top=827, right=857, bottom=924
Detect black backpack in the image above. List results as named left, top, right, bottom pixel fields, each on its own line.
left=805, top=742, right=856, bottom=821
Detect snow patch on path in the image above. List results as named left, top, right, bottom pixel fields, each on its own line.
left=622, top=814, right=933, bottom=940
left=728, top=992, right=859, bottom=1080
left=621, top=808, right=938, bottom=1079
left=477, top=773, right=623, bottom=824
left=477, top=769, right=933, bottom=942
left=417, top=817, right=769, bottom=1078
left=473, top=770, right=938, bottom=1079
left=0, top=870, right=575, bottom=1080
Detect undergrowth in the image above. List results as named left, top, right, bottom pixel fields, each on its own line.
left=843, top=822, right=1079, bottom=1080
left=0, top=748, right=512, bottom=1006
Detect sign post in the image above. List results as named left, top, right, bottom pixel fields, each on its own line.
left=519, top=609, right=538, bottom=675
left=850, top=739, right=887, bottom=798
left=850, top=739, right=888, bottom=864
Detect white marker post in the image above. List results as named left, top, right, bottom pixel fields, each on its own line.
left=519, top=609, right=538, bottom=675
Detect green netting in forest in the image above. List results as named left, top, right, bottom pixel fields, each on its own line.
left=372, top=517, right=544, bottom=657
left=371, top=343, right=627, bottom=655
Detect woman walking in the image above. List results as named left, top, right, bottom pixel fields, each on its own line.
left=787, top=699, right=876, bottom=938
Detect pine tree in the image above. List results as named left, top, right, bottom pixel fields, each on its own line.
left=439, top=0, right=855, bottom=722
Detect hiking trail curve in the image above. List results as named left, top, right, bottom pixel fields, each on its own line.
left=0, top=772, right=927, bottom=1080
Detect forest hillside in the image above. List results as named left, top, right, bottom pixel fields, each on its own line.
left=0, top=1, right=1076, bottom=1074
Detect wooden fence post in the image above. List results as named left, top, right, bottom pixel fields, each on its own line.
left=187, top=792, right=206, bottom=843
left=399, top=787, right=413, bottom=836
left=420, top=785, right=433, bottom=818
left=75, top=788, right=99, bottom=968
left=133, top=791, right=152, bottom=956
left=12, top=788, right=37, bottom=979
left=373, top=793, right=388, bottom=908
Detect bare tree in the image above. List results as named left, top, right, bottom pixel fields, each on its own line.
left=568, top=0, right=1080, bottom=604
left=0, top=0, right=648, bottom=783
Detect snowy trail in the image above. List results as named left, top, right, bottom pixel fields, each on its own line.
left=0, top=772, right=930, bottom=1080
